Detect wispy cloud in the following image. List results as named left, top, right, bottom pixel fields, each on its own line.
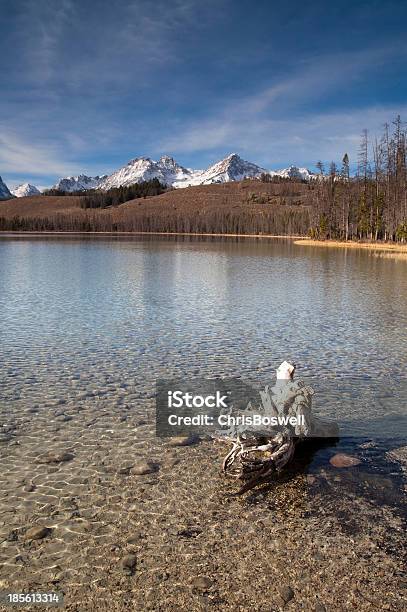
left=1, top=0, right=406, bottom=184
left=122, top=0, right=207, bottom=64
left=158, top=105, right=407, bottom=169
left=239, top=44, right=407, bottom=115
left=11, top=0, right=220, bottom=90
left=0, top=130, right=83, bottom=177
left=15, top=0, right=75, bottom=83
left=157, top=46, right=407, bottom=167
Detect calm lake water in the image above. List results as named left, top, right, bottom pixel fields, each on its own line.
left=0, top=235, right=406, bottom=608
left=1, top=235, right=407, bottom=439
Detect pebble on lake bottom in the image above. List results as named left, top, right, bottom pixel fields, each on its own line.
left=120, top=554, right=137, bottom=575
left=386, top=445, right=407, bottom=470
left=126, top=533, right=143, bottom=544
left=24, top=526, right=51, bottom=541
left=167, top=435, right=199, bottom=447
left=278, top=585, right=295, bottom=604
left=131, top=461, right=159, bottom=475
left=37, top=451, right=75, bottom=464
left=329, top=453, right=361, bottom=468
left=117, top=465, right=133, bottom=475
left=191, top=576, right=212, bottom=591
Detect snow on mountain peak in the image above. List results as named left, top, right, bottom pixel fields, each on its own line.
left=271, top=166, right=316, bottom=181
left=51, top=154, right=316, bottom=194
left=11, top=183, right=41, bottom=198
left=158, top=155, right=177, bottom=166
left=225, top=152, right=240, bottom=160
left=52, top=174, right=107, bottom=193
left=0, top=176, right=13, bottom=200
left=99, top=155, right=193, bottom=190
left=197, top=153, right=267, bottom=185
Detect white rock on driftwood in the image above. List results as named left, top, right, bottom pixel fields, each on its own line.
left=220, top=361, right=339, bottom=493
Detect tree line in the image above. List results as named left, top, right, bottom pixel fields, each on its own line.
left=0, top=205, right=310, bottom=236
left=80, top=179, right=167, bottom=208
left=42, top=179, right=167, bottom=206
left=306, top=116, right=407, bottom=241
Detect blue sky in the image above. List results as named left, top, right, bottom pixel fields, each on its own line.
left=1, top=0, right=407, bottom=188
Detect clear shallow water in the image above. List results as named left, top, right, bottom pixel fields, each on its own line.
left=0, top=235, right=406, bottom=609
left=0, top=235, right=406, bottom=438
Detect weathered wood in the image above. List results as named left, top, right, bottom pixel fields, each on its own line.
left=220, top=364, right=339, bottom=494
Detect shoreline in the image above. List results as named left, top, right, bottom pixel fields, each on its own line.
left=294, top=238, right=407, bottom=254
left=1, top=231, right=407, bottom=257
left=0, top=230, right=302, bottom=239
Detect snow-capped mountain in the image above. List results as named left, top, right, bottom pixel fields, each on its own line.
left=271, top=166, right=316, bottom=181
left=52, top=174, right=107, bottom=192
left=11, top=183, right=41, bottom=198
left=97, top=153, right=267, bottom=189
left=194, top=153, right=267, bottom=185
left=0, top=176, right=13, bottom=200
left=99, top=156, right=193, bottom=190
left=51, top=154, right=316, bottom=193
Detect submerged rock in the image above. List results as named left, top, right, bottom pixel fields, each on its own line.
left=131, top=461, right=159, bottom=475
left=359, top=472, right=394, bottom=491
left=359, top=440, right=377, bottom=449
left=37, top=451, right=74, bottom=464
left=117, top=465, right=133, bottom=475
left=25, top=526, right=51, bottom=541
left=55, top=414, right=72, bottom=422
left=164, top=457, right=180, bottom=468
left=127, top=533, right=143, bottom=544
left=278, top=585, right=295, bottom=604
left=330, top=453, right=361, bottom=468
left=191, top=576, right=212, bottom=591
left=167, top=435, right=199, bottom=447
left=386, top=446, right=407, bottom=473
left=120, top=554, right=137, bottom=575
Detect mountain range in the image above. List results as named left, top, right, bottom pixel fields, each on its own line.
left=54, top=154, right=315, bottom=192
left=1, top=154, right=316, bottom=198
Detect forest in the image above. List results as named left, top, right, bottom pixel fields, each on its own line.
left=41, top=179, right=166, bottom=204
left=0, top=206, right=309, bottom=236
left=305, top=116, right=407, bottom=241
left=80, top=179, right=167, bottom=208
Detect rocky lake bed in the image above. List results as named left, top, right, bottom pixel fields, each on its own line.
left=0, top=391, right=406, bottom=611
left=1, top=236, right=406, bottom=611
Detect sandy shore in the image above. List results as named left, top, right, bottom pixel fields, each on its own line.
left=294, top=238, right=407, bottom=254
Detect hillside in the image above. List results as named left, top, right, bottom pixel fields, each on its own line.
left=0, top=180, right=312, bottom=235
left=0, top=194, right=83, bottom=217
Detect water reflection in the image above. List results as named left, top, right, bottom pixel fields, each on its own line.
left=0, top=235, right=406, bottom=438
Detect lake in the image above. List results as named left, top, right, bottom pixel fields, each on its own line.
left=1, top=235, right=406, bottom=437
left=0, top=235, right=406, bottom=609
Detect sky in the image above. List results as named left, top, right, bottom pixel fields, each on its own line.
left=1, top=0, right=407, bottom=188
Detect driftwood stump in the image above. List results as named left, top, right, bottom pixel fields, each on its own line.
left=220, top=367, right=339, bottom=494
